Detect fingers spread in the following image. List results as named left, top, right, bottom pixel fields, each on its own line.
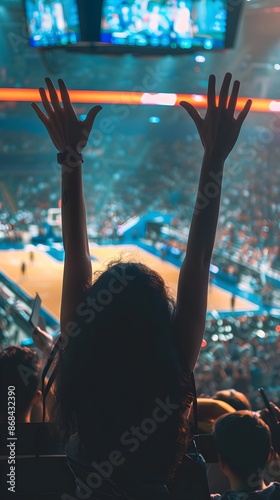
left=218, top=72, right=232, bottom=109
left=39, top=87, right=54, bottom=116
left=180, top=101, right=203, bottom=128
left=228, top=80, right=240, bottom=116
left=32, top=101, right=62, bottom=149
left=31, top=102, right=48, bottom=126
left=236, top=99, right=252, bottom=126
left=84, top=105, right=102, bottom=132
left=207, top=74, right=216, bottom=110
left=58, top=78, right=76, bottom=118
left=45, top=78, right=67, bottom=143
left=45, top=77, right=61, bottom=113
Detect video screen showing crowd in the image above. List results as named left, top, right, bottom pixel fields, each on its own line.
left=24, top=0, right=81, bottom=47
left=101, top=0, right=227, bottom=50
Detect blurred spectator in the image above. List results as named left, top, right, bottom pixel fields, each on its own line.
left=0, top=346, right=42, bottom=422
left=211, top=411, right=280, bottom=499
left=213, top=389, right=251, bottom=411
left=196, top=314, right=280, bottom=409
left=197, top=398, right=235, bottom=434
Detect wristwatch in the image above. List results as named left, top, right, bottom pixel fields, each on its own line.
left=57, top=151, right=84, bottom=164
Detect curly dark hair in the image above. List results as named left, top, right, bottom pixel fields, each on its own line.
left=49, top=261, right=193, bottom=485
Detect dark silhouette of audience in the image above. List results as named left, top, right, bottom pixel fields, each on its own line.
left=213, top=390, right=251, bottom=411
left=0, top=345, right=42, bottom=423
left=211, top=411, right=280, bottom=499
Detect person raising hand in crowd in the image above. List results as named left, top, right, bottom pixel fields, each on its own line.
left=32, top=73, right=251, bottom=499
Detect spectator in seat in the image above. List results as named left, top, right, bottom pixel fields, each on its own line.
left=211, top=411, right=280, bottom=499
left=214, top=389, right=251, bottom=411
left=0, top=346, right=42, bottom=423
left=258, top=401, right=280, bottom=457
left=32, top=74, right=251, bottom=499
left=197, top=398, right=235, bottom=434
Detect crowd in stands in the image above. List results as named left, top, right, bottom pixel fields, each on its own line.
left=0, top=130, right=51, bottom=155
left=197, top=314, right=280, bottom=409
left=0, top=278, right=50, bottom=351
left=1, top=116, right=280, bottom=275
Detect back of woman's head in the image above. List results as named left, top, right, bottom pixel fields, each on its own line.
left=54, top=262, right=191, bottom=481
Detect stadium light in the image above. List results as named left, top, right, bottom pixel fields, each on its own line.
left=0, top=88, right=279, bottom=113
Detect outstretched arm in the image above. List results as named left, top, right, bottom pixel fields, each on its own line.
left=32, top=79, right=101, bottom=331
left=173, top=73, right=251, bottom=372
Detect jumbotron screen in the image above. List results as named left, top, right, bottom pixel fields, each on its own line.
left=100, top=0, right=227, bottom=51
left=24, top=0, right=81, bottom=48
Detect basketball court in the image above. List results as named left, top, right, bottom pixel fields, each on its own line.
left=0, top=245, right=258, bottom=321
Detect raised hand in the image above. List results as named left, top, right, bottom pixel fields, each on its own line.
left=31, top=79, right=101, bottom=330
left=174, top=74, right=251, bottom=373
left=180, top=73, right=252, bottom=161
left=32, top=78, right=102, bottom=155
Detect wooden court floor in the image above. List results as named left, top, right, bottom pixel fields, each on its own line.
left=0, top=245, right=258, bottom=320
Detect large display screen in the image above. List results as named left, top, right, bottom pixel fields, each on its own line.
left=24, top=0, right=81, bottom=48
left=100, top=0, right=227, bottom=51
